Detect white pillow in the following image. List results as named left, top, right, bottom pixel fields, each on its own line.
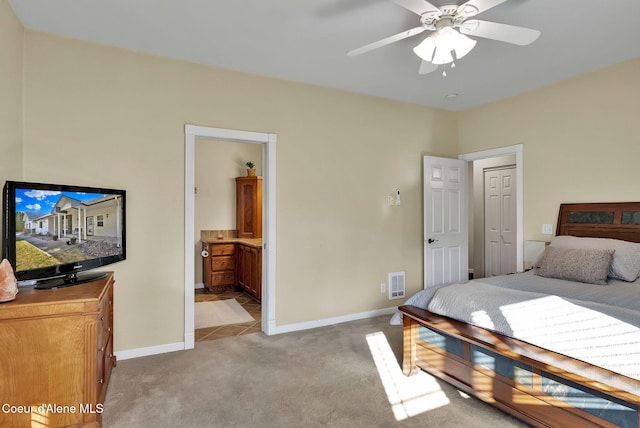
left=550, top=235, right=640, bottom=282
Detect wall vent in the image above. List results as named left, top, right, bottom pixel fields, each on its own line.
left=388, top=272, right=406, bottom=300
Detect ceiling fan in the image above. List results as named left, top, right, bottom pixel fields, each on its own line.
left=347, top=0, right=541, bottom=76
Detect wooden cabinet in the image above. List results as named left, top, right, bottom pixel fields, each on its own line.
left=237, top=244, right=262, bottom=301
left=0, top=272, right=115, bottom=428
left=236, top=176, right=262, bottom=239
left=202, top=240, right=261, bottom=301
left=203, top=243, right=236, bottom=292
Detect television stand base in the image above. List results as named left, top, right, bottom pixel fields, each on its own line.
left=34, top=271, right=108, bottom=289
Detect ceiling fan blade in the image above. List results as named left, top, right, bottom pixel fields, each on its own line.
left=456, top=0, right=509, bottom=18
left=389, top=0, right=439, bottom=16
left=346, top=27, right=427, bottom=56
left=418, top=61, right=437, bottom=75
left=459, top=20, right=541, bottom=45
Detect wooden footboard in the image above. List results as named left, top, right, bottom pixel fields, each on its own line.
left=400, top=305, right=640, bottom=428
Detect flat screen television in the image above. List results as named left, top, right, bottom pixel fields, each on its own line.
left=2, top=181, right=126, bottom=289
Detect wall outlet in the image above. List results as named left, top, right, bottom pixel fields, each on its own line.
left=380, top=283, right=386, bottom=293
left=542, top=224, right=554, bottom=235
left=387, top=195, right=395, bottom=205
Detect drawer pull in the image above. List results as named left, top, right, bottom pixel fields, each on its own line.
left=100, top=316, right=104, bottom=321
left=99, top=378, right=104, bottom=384
left=99, top=347, right=105, bottom=352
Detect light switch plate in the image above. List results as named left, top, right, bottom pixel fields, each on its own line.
left=542, top=224, right=554, bottom=234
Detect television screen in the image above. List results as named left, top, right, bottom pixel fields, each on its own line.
left=2, top=181, right=126, bottom=288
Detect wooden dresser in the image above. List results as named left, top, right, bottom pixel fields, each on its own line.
left=0, top=272, right=115, bottom=428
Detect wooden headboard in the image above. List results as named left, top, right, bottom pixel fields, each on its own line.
left=556, top=202, right=640, bottom=243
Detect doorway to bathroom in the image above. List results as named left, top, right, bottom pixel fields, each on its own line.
left=194, top=138, right=263, bottom=342
left=184, top=125, right=276, bottom=350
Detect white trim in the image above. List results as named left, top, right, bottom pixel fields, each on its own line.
left=115, top=342, right=185, bottom=361
left=184, top=125, right=277, bottom=352
left=459, top=144, right=524, bottom=272
left=194, top=282, right=204, bottom=289
left=185, top=128, right=196, bottom=349
left=271, top=307, right=398, bottom=335
left=265, top=133, right=277, bottom=334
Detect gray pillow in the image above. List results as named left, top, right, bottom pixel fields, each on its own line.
left=536, top=247, right=614, bottom=285
left=550, top=236, right=640, bottom=282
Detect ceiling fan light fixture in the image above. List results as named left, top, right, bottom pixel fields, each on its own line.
left=413, top=25, right=477, bottom=65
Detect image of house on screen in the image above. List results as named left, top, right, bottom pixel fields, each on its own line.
left=23, top=193, right=123, bottom=247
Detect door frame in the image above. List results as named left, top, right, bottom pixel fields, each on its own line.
left=184, top=125, right=277, bottom=350
left=459, top=144, right=524, bottom=273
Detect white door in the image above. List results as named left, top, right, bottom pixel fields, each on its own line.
left=424, top=156, right=468, bottom=288
left=86, top=216, right=94, bottom=236
left=484, top=167, right=517, bottom=276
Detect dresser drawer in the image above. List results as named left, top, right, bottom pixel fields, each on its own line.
left=97, top=335, right=114, bottom=402
left=211, top=271, right=236, bottom=286
left=210, top=244, right=235, bottom=256
left=212, top=255, right=235, bottom=271
left=97, top=284, right=113, bottom=349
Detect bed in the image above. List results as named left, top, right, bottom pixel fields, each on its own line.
left=394, top=202, right=640, bottom=428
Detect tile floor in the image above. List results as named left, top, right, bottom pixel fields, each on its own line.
left=194, top=288, right=261, bottom=342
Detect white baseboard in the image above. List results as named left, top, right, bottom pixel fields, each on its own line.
left=270, top=306, right=398, bottom=335
left=115, top=341, right=185, bottom=361
left=114, top=306, right=398, bottom=360
left=194, top=282, right=204, bottom=289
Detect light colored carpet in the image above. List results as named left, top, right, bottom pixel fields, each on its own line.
left=103, top=316, right=527, bottom=428
left=194, top=299, right=254, bottom=329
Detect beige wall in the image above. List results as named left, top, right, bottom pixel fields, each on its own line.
left=22, top=30, right=457, bottom=351
left=194, top=139, right=262, bottom=283
left=459, top=58, right=640, bottom=243
left=15, top=5, right=638, bottom=353
left=0, top=0, right=23, bottom=195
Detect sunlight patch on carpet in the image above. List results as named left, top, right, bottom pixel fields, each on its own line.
left=195, top=299, right=254, bottom=329
left=366, top=331, right=450, bottom=421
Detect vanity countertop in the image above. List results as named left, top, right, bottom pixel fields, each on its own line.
left=202, top=237, right=262, bottom=249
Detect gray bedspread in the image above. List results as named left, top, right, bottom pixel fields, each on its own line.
left=391, top=272, right=640, bottom=393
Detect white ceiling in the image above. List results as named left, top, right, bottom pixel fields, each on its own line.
left=9, top=0, right=640, bottom=111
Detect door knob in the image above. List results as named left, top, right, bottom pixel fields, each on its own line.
left=427, top=238, right=438, bottom=244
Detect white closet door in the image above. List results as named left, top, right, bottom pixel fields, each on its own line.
left=484, top=167, right=517, bottom=276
